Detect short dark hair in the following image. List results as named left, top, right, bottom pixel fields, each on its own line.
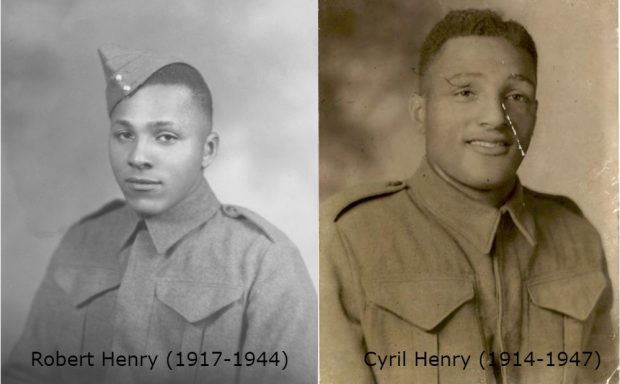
left=419, top=9, right=537, bottom=76
left=142, top=63, right=213, bottom=125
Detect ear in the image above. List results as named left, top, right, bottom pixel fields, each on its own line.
left=408, top=92, right=427, bottom=133
left=201, top=131, right=219, bottom=169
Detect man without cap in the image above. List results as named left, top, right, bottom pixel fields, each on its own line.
left=4, top=45, right=316, bottom=384
left=320, top=9, right=616, bottom=384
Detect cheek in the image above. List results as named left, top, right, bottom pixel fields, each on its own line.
left=162, top=144, right=204, bottom=178
left=108, top=141, right=126, bottom=171
left=427, top=95, right=476, bottom=124
left=426, top=108, right=465, bottom=145
left=511, top=112, right=537, bottom=143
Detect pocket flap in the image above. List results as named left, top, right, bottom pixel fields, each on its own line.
left=156, top=281, right=243, bottom=323
left=527, top=270, right=606, bottom=321
left=54, top=264, right=121, bottom=307
left=366, top=277, right=474, bottom=331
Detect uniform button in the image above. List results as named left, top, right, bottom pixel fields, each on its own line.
left=122, top=84, right=131, bottom=92
left=223, top=205, right=239, bottom=217
left=115, top=74, right=123, bottom=81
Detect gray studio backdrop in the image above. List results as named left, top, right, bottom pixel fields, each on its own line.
left=320, top=0, right=618, bottom=317
left=2, top=0, right=317, bottom=359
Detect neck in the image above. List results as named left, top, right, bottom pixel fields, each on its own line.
left=429, top=163, right=516, bottom=207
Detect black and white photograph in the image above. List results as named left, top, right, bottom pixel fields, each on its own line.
left=320, top=1, right=618, bottom=383
left=2, top=1, right=317, bottom=383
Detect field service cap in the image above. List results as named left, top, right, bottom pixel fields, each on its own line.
left=98, top=44, right=183, bottom=115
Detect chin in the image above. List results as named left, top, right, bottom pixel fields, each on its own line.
left=461, top=171, right=516, bottom=192
left=125, top=198, right=168, bottom=217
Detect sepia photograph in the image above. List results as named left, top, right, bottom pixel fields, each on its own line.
left=2, top=1, right=317, bottom=383
left=320, top=1, right=618, bottom=383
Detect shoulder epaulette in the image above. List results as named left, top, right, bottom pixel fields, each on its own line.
left=322, top=180, right=407, bottom=222
left=77, top=199, right=126, bottom=225
left=525, top=188, right=583, bottom=216
left=221, top=204, right=286, bottom=243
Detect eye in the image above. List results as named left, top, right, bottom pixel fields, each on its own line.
left=505, top=93, right=531, bottom=103
left=156, top=133, right=179, bottom=144
left=453, top=88, right=476, bottom=100
left=113, top=131, right=134, bottom=141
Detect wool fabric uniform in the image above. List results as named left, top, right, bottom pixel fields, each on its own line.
left=4, top=179, right=317, bottom=384
left=320, top=158, right=616, bottom=384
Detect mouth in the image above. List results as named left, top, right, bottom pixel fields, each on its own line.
left=125, top=177, right=162, bottom=191
left=465, top=139, right=511, bottom=155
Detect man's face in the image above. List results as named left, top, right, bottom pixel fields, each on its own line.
left=419, top=36, right=537, bottom=192
left=109, top=84, right=212, bottom=216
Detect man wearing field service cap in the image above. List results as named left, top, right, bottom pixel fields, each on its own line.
left=3, top=45, right=316, bottom=384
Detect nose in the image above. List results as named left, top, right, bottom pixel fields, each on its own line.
left=479, top=95, right=507, bottom=129
left=127, top=138, right=152, bottom=170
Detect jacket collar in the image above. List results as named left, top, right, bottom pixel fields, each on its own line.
left=142, top=177, right=220, bottom=254
left=407, top=158, right=536, bottom=254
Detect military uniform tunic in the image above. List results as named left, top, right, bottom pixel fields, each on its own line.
left=5, top=179, right=317, bottom=384
left=320, top=159, right=616, bottom=384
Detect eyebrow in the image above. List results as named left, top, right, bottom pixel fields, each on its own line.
left=444, top=72, right=536, bottom=89
left=111, top=119, right=178, bottom=129
left=444, top=72, right=484, bottom=84
left=508, top=73, right=536, bottom=87
left=111, top=119, right=133, bottom=128
left=149, top=121, right=176, bottom=129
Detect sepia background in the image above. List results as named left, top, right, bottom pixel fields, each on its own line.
left=2, top=0, right=317, bottom=359
left=320, top=0, right=618, bottom=317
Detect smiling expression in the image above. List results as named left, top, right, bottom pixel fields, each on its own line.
left=109, top=84, right=212, bottom=217
left=419, top=36, right=538, bottom=194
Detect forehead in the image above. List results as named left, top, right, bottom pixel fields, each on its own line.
left=424, top=36, right=536, bottom=85
left=111, top=84, right=201, bottom=123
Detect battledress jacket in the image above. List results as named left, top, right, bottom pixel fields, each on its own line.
left=320, top=160, right=617, bottom=384
left=4, top=179, right=317, bottom=384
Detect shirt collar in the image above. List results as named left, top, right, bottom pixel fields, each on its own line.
left=407, top=158, right=536, bottom=254
left=136, top=178, right=220, bottom=254
left=113, top=203, right=141, bottom=255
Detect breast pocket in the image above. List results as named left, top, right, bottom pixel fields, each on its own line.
left=363, top=277, right=485, bottom=384
left=153, top=281, right=244, bottom=348
left=145, top=281, right=245, bottom=383
left=156, top=282, right=243, bottom=323
left=526, top=270, right=607, bottom=383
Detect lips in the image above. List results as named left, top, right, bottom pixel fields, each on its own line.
left=125, top=177, right=162, bottom=191
left=465, top=137, right=512, bottom=155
